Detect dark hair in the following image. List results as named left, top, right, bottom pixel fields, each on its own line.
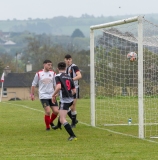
left=64, top=54, right=72, bottom=59
left=58, top=62, right=66, bottom=70
left=43, top=60, right=52, bottom=64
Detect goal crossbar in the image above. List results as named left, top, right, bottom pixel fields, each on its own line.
left=90, top=16, right=139, bottom=30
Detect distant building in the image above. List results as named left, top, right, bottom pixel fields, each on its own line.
left=0, top=68, right=37, bottom=101
left=3, top=40, right=16, bottom=45
left=0, top=31, right=10, bottom=40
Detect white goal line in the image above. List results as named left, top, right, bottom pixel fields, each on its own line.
left=2, top=102, right=44, bottom=113
left=2, top=102, right=158, bottom=142
left=104, top=123, right=158, bottom=126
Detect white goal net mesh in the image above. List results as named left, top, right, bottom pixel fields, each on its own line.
left=93, top=18, right=158, bottom=138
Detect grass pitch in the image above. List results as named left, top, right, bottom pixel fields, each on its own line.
left=1, top=99, right=158, bottom=160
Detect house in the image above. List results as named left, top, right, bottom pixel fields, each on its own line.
left=0, top=69, right=37, bottom=101
left=4, top=40, right=16, bottom=45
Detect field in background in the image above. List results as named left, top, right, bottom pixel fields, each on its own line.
left=1, top=99, right=158, bottom=160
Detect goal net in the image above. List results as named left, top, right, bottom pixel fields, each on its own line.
left=90, top=16, right=158, bottom=139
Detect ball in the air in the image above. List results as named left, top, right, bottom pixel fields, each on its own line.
left=127, top=52, right=137, bottom=62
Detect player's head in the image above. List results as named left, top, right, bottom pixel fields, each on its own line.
left=64, top=54, right=72, bottom=66
left=43, top=59, right=52, bottom=71
left=57, top=62, right=66, bottom=71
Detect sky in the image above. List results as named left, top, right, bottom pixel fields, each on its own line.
left=0, top=0, right=158, bottom=20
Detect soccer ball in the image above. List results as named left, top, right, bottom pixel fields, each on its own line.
left=127, top=52, right=137, bottom=62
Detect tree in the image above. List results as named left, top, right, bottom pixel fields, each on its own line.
left=21, top=35, right=67, bottom=71
left=71, top=29, right=85, bottom=38
left=0, top=59, right=4, bottom=75
left=0, top=53, right=17, bottom=73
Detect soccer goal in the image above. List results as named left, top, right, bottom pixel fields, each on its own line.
left=90, top=16, right=158, bottom=139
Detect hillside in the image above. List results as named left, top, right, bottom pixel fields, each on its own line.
left=1, top=14, right=158, bottom=37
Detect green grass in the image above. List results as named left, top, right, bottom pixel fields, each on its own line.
left=95, top=97, right=158, bottom=138
left=1, top=99, right=158, bottom=160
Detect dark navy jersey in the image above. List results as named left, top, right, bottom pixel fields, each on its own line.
left=66, top=63, right=80, bottom=88
left=55, top=72, right=75, bottom=103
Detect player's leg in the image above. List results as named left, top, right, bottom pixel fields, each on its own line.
left=60, top=102, right=77, bottom=141
left=67, top=88, right=79, bottom=128
left=40, top=99, right=51, bottom=130
left=52, top=102, right=62, bottom=130
left=53, top=116, right=62, bottom=130
left=71, top=87, right=79, bottom=127
left=67, top=107, right=72, bottom=120
left=70, top=99, right=77, bottom=128
left=49, top=100, right=59, bottom=129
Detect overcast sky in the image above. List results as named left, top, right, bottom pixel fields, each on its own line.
left=0, top=0, right=158, bottom=20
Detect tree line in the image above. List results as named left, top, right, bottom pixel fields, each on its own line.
left=1, top=13, right=158, bottom=37
left=0, top=34, right=90, bottom=98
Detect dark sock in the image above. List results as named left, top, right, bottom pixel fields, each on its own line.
left=72, top=114, right=77, bottom=125
left=64, top=122, right=76, bottom=137
left=67, top=110, right=72, bottom=120
left=57, top=117, right=61, bottom=128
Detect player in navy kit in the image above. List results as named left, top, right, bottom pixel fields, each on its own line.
left=64, top=54, right=82, bottom=128
left=52, top=62, right=77, bottom=141
left=30, top=60, right=58, bottom=130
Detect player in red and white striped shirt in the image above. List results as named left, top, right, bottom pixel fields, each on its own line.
left=31, top=60, right=59, bottom=130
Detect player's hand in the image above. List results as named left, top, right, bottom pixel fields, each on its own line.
left=30, top=94, right=35, bottom=101
left=52, top=96, right=56, bottom=104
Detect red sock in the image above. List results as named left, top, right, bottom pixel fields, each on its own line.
left=50, top=113, right=57, bottom=123
left=44, top=115, right=50, bottom=129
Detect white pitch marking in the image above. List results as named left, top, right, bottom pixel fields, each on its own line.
left=2, top=102, right=158, bottom=144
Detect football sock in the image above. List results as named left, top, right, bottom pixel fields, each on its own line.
left=71, top=111, right=77, bottom=125
left=57, top=117, right=61, bottom=128
left=67, top=109, right=72, bottom=120
left=63, top=122, right=76, bottom=137
left=44, top=115, right=50, bottom=129
left=50, top=113, right=57, bottom=123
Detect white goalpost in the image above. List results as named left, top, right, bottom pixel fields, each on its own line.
left=90, top=16, right=158, bottom=139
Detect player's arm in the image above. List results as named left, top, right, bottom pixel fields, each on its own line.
left=52, top=74, right=59, bottom=96
left=73, top=71, right=82, bottom=81
left=30, top=86, right=35, bottom=101
left=53, top=72, right=56, bottom=90
left=52, top=83, right=61, bottom=104
left=53, top=84, right=61, bottom=95
left=73, top=66, right=82, bottom=81
left=30, top=73, right=38, bottom=101
left=72, top=87, right=76, bottom=96
left=52, top=76, right=61, bottom=104
left=71, top=80, right=76, bottom=95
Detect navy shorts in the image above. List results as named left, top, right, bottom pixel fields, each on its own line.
left=59, top=101, right=73, bottom=111
left=40, top=99, right=58, bottom=108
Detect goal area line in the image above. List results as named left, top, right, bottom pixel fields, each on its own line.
left=104, top=123, right=158, bottom=126
left=3, top=102, right=158, bottom=142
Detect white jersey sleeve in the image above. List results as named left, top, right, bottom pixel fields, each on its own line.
left=32, top=73, right=39, bottom=86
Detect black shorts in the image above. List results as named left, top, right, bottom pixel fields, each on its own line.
left=40, top=99, right=58, bottom=108
left=73, top=88, right=79, bottom=99
left=59, top=101, right=73, bottom=111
